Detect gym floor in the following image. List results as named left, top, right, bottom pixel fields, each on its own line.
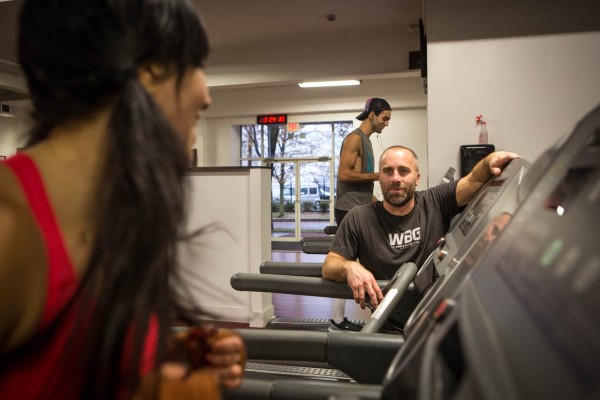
left=269, top=250, right=371, bottom=321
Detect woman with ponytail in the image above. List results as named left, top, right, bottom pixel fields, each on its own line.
left=0, top=0, right=245, bottom=398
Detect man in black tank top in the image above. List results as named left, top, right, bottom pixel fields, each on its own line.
left=334, top=98, right=392, bottom=223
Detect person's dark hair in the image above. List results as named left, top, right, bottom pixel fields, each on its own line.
left=355, top=97, right=392, bottom=120
left=19, top=0, right=210, bottom=397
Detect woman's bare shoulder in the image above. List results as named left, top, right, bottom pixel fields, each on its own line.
left=0, top=163, right=47, bottom=354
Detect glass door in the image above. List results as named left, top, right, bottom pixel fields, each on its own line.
left=298, top=160, right=333, bottom=239
left=271, top=159, right=334, bottom=241
left=271, top=160, right=296, bottom=241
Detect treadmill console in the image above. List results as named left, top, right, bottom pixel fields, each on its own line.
left=406, top=157, right=530, bottom=335
left=433, top=158, right=529, bottom=277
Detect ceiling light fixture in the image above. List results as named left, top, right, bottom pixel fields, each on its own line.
left=298, top=80, right=361, bottom=88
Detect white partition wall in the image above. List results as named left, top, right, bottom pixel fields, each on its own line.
left=177, top=167, right=273, bottom=327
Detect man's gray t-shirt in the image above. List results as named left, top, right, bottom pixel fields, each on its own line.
left=329, top=181, right=459, bottom=279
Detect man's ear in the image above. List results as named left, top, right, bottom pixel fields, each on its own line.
left=416, top=173, right=421, bottom=186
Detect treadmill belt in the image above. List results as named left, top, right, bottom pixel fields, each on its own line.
left=266, top=317, right=367, bottom=330
left=245, top=362, right=354, bottom=381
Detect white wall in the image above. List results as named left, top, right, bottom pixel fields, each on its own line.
left=0, top=102, right=30, bottom=157
left=178, top=168, right=273, bottom=327
left=0, top=65, right=30, bottom=157
left=427, top=31, right=600, bottom=182
left=426, top=0, right=600, bottom=183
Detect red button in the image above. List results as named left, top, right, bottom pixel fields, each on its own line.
left=433, top=298, right=454, bottom=321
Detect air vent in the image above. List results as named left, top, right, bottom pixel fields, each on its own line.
left=0, top=103, right=14, bottom=117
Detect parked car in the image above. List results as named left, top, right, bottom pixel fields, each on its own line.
left=272, top=184, right=325, bottom=210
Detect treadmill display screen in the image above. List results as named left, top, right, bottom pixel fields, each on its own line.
left=458, top=179, right=504, bottom=237
left=452, top=212, right=512, bottom=271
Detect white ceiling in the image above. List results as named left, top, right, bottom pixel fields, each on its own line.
left=0, top=0, right=423, bottom=100
left=193, top=0, right=421, bottom=49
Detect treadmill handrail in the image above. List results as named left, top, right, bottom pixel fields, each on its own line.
left=236, top=328, right=402, bottom=365
left=230, top=272, right=388, bottom=299
left=361, top=262, right=418, bottom=334
left=300, top=240, right=331, bottom=254
left=259, top=261, right=323, bottom=277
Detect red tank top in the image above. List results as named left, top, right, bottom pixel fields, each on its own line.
left=0, top=154, right=157, bottom=398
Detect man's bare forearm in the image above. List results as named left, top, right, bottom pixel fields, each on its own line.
left=323, top=252, right=351, bottom=282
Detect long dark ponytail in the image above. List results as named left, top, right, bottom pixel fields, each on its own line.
left=18, top=0, right=210, bottom=397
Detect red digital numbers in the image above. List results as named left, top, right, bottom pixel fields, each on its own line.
left=257, top=114, right=287, bottom=125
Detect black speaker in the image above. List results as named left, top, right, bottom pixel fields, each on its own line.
left=460, top=144, right=495, bottom=177
left=409, top=51, right=421, bottom=70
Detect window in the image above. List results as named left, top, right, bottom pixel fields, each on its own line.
left=240, top=121, right=352, bottom=164
left=240, top=121, right=353, bottom=238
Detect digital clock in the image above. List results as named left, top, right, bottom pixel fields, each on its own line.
left=257, top=114, right=287, bottom=125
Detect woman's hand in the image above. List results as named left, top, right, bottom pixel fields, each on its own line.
left=204, top=329, right=245, bottom=389
left=133, top=327, right=246, bottom=399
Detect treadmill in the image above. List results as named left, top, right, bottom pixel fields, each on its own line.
left=231, top=157, right=531, bottom=333
left=257, top=167, right=460, bottom=330
left=265, top=226, right=342, bottom=330
left=229, top=156, right=530, bottom=385
left=228, top=149, right=533, bottom=385
left=224, top=103, right=600, bottom=399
